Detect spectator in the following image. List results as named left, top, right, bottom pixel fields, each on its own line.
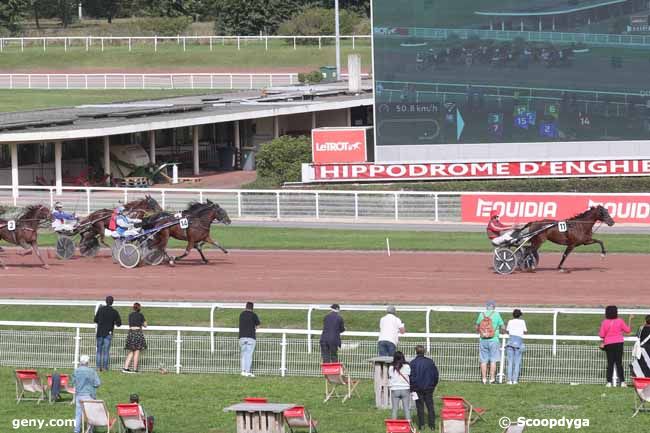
left=128, top=393, right=154, bottom=433
left=320, top=304, right=345, bottom=363
left=505, top=309, right=527, bottom=384
left=409, top=345, right=439, bottom=431
left=378, top=305, right=406, bottom=357
left=599, top=305, right=632, bottom=387
left=475, top=300, right=505, bottom=384
left=631, top=315, right=650, bottom=378
left=94, top=295, right=122, bottom=372
left=239, top=302, right=261, bottom=378
left=122, top=303, right=147, bottom=374
left=72, top=355, right=100, bottom=433
left=388, top=351, right=411, bottom=419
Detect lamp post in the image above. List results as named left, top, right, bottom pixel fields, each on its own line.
left=335, top=0, right=341, bottom=80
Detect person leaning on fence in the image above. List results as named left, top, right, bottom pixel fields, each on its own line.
left=475, top=300, right=505, bottom=384
left=505, top=309, right=527, bottom=385
left=388, top=351, right=411, bottom=419
left=599, top=305, right=632, bottom=387
left=94, top=295, right=122, bottom=372
left=378, top=305, right=405, bottom=357
left=122, top=303, right=147, bottom=374
left=409, top=345, right=439, bottom=431
left=72, top=355, right=101, bottom=433
left=320, top=304, right=345, bottom=363
left=239, top=302, right=261, bottom=378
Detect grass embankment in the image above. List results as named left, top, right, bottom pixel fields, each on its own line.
left=0, top=89, right=220, bottom=112
left=0, top=42, right=371, bottom=71
left=0, top=367, right=636, bottom=433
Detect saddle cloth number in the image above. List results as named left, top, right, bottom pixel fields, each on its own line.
left=7, top=220, right=16, bottom=231
left=179, top=218, right=189, bottom=229
left=558, top=221, right=567, bottom=233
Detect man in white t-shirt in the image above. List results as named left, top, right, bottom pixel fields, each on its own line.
left=378, top=305, right=405, bottom=356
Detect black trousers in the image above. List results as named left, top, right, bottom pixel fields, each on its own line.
left=415, top=389, right=436, bottom=429
left=605, top=342, right=625, bottom=383
left=320, top=341, right=339, bottom=363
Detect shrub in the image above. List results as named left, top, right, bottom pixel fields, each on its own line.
left=278, top=7, right=364, bottom=37
left=137, top=17, right=192, bottom=36
left=297, top=71, right=323, bottom=84
left=255, top=135, right=311, bottom=186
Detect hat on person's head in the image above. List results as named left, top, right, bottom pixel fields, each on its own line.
left=79, top=355, right=90, bottom=365
left=489, top=210, right=499, bottom=218
left=330, top=304, right=340, bottom=311
left=486, top=300, right=496, bottom=309
left=129, top=394, right=139, bottom=403
left=386, top=305, right=396, bottom=314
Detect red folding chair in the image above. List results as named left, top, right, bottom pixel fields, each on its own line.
left=632, top=377, right=650, bottom=417
left=284, top=405, right=318, bottom=433
left=441, top=396, right=487, bottom=426
left=385, top=419, right=419, bottom=433
left=116, top=403, right=148, bottom=433
left=243, top=397, right=268, bottom=403
left=321, top=362, right=360, bottom=403
left=15, top=370, right=45, bottom=404
left=440, top=407, right=467, bottom=433
left=46, top=374, right=75, bottom=404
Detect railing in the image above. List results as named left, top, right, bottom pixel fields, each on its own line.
left=0, top=35, right=371, bottom=53
left=381, top=27, right=650, bottom=48
left=2, top=299, right=647, bottom=361
left=0, top=73, right=298, bottom=90
left=0, top=320, right=637, bottom=384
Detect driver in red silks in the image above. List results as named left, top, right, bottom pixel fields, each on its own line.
left=487, top=210, right=521, bottom=246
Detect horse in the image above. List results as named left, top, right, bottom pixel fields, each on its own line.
left=0, top=204, right=52, bottom=269
left=78, top=194, right=163, bottom=250
left=142, top=200, right=231, bottom=265
left=528, top=205, right=615, bottom=272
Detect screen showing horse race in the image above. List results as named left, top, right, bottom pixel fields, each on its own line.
left=372, top=0, right=650, bottom=146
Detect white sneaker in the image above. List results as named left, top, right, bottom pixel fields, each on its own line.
left=241, top=371, right=249, bottom=377
left=620, top=382, right=627, bottom=388
left=248, top=373, right=255, bottom=378
left=482, top=378, right=487, bottom=384
left=507, top=381, right=513, bottom=385
left=513, top=381, right=518, bottom=385
left=606, top=382, right=612, bottom=387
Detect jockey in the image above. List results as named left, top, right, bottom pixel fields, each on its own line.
left=487, top=210, right=520, bottom=246
left=112, top=205, right=142, bottom=238
left=51, top=202, right=78, bottom=233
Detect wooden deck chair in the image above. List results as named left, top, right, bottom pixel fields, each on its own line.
left=81, top=399, right=116, bottom=433
left=632, top=377, right=650, bottom=417
left=46, top=374, right=75, bottom=404
left=15, top=370, right=45, bottom=404
left=385, top=419, right=419, bottom=433
left=321, top=362, right=360, bottom=403
left=116, top=403, right=148, bottom=433
left=441, top=396, right=487, bottom=426
left=440, top=406, right=468, bottom=433
left=284, top=405, right=318, bottom=433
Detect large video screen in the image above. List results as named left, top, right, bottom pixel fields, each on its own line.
left=373, top=0, right=650, bottom=146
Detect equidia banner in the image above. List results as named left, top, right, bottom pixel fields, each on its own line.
left=461, top=194, right=650, bottom=224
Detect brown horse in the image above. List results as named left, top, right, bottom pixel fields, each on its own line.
left=143, top=200, right=231, bottom=265
left=78, top=195, right=163, bottom=249
left=528, top=205, right=615, bottom=272
left=0, top=204, right=52, bottom=269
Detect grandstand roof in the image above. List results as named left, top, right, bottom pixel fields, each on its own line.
left=475, top=0, right=629, bottom=17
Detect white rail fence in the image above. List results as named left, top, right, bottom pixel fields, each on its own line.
left=0, top=320, right=637, bottom=384
left=0, top=35, right=371, bottom=53
left=0, top=73, right=298, bottom=90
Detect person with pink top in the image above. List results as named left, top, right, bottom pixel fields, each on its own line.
left=599, top=305, right=633, bottom=387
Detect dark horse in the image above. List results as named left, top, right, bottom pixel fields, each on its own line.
left=0, top=204, right=51, bottom=269
left=143, top=200, right=231, bottom=264
left=78, top=195, right=163, bottom=249
left=528, top=205, right=615, bottom=272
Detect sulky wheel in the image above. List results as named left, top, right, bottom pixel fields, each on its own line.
left=493, top=247, right=517, bottom=275
left=117, top=243, right=142, bottom=269
left=142, top=245, right=165, bottom=266
left=111, top=239, right=123, bottom=264
left=80, top=237, right=100, bottom=257
left=55, top=235, right=75, bottom=260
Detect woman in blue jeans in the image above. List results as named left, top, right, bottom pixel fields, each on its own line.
left=388, top=351, right=411, bottom=419
left=506, top=309, right=528, bottom=384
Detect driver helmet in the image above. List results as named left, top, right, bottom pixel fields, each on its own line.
left=54, top=202, right=63, bottom=210
left=489, top=210, right=500, bottom=219
left=117, top=205, right=126, bottom=214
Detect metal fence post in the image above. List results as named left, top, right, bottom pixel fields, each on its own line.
left=154, top=36, right=157, bottom=52
left=249, top=74, right=253, bottom=90
left=315, top=192, right=320, bottom=219
left=236, top=191, right=242, bottom=217
left=280, top=333, right=287, bottom=377
left=307, top=307, right=313, bottom=353
left=175, top=330, right=182, bottom=374
left=123, top=189, right=128, bottom=204
left=182, top=37, right=186, bottom=52
left=265, top=36, right=268, bottom=51
left=354, top=193, right=359, bottom=219
left=552, top=311, right=559, bottom=356
left=210, top=304, right=218, bottom=353
left=426, top=308, right=432, bottom=353
left=394, top=192, right=399, bottom=221
left=199, top=191, right=203, bottom=203
left=276, top=192, right=281, bottom=219
left=86, top=189, right=91, bottom=214
left=73, top=327, right=81, bottom=369
left=498, top=337, right=507, bottom=383
left=237, top=36, right=240, bottom=50
left=128, top=37, right=132, bottom=52
left=161, top=190, right=166, bottom=210
left=49, top=188, right=54, bottom=208
left=293, top=37, right=297, bottom=50
left=209, top=36, right=213, bottom=51
left=434, top=194, right=439, bottom=222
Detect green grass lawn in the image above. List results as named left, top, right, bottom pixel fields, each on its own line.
left=0, top=42, right=371, bottom=72
left=0, top=367, right=639, bottom=433
left=0, top=89, right=219, bottom=112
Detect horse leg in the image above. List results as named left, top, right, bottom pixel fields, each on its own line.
left=174, top=239, right=195, bottom=263
left=195, top=243, right=209, bottom=264
left=31, top=242, right=49, bottom=270
left=206, top=235, right=228, bottom=254
left=583, top=238, right=606, bottom=258
left=558, top=245, right=575, bottom=272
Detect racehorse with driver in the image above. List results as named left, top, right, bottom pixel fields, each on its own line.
left=486, top=210, right=527, bottom=246
left=51, top=202, right=78, bottom=233
left=106, top=205, right=142, bottom=238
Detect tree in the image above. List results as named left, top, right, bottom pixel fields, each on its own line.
left=255, top=135, right=311, bottom=186
left=214, top=0, right=301, bottom=35
left=0, top=0, right=29, bottom=34
left=83, top=0, right=123, bottom=23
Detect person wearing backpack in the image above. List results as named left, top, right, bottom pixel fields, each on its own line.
left=475, top=300, right=505, bottom=384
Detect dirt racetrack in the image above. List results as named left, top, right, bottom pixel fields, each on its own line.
left=0, top=249, right=646, bottom=307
